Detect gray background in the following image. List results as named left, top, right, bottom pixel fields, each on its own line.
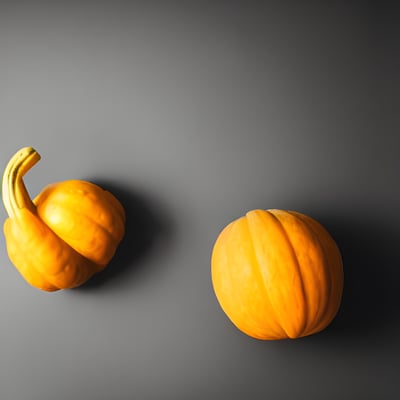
left=0, top=1, right=399, bottom=399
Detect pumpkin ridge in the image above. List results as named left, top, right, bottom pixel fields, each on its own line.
left=73, top=207, right=116, bottom=242
left=278, top=211, right=328, bottom=336
left=212, top=219, right=285, bottom=340
left=245, top=213, right=289, bottom=339
left=80, top=208, right=123, bottom=242
left=45, top=198, right=123, bottom=243
left=289, top=212, right=342, bottom=335
left=265, top=210, right=308, bottom=338
left=285, top=211, right=330, bottom=336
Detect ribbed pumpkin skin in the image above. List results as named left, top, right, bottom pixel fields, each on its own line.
left=211, top=209, right=343, bottom=340
left=34, top=180, right=125, bottom=267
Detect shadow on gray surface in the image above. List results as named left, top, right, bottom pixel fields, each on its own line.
left=307, top=214, right=400, bottom=344
left=75, top=180, right=173, bottom=290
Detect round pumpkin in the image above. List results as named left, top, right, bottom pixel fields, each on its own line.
left=211, top=209, right=344, bottom=340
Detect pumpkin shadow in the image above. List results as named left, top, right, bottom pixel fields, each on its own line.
left=75, top=180, right=173, bottom=290
left=307, top=214, right=400, bottom=344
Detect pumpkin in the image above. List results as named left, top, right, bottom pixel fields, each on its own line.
left=2, top=147, right=125, bottom=291
left=211, top=209, right=343, bottom=340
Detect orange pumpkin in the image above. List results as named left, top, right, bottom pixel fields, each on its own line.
left=211, top=209, right=343, bottom=340
left=2, top=147, right=125, bottom=291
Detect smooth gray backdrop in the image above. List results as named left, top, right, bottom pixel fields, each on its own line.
left=1, top=1, right=399, bottom=399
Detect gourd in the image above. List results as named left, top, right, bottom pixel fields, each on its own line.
left=2, top=147, right=125, bottom=291
left=211, top=209, right=343, bottom=340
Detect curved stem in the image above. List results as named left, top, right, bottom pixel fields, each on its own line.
left=2, top=147, right=41, bottom=218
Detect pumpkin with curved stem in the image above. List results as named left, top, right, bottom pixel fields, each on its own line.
left=211, top=209, right=344, bottom=340
left=2, top=147, right=125, bottom=291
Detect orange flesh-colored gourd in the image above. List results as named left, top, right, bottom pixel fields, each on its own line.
left=2, top=147, right=125, bottom=291
left=211, top=209, right=344, bottom=340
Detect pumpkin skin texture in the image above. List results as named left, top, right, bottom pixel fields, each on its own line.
left=211, top=209, right=343, bottom=340
left=2, top=147, right=125, bottom=291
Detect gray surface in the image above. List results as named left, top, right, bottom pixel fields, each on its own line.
left=0, top=1, right=399, bottom=399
